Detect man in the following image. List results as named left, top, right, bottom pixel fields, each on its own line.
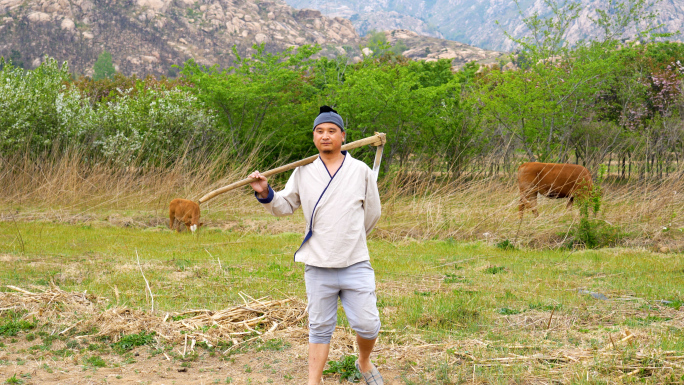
left=248, top=106, right=384, bottom=385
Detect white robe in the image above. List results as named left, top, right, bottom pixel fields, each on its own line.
left=257, top=151, right=381, bottom=268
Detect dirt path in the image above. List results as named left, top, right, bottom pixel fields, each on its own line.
left=0, top=338, right=408, bottom=385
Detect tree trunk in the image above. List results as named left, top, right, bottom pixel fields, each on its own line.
left=608, top=152, right=612, bottom=179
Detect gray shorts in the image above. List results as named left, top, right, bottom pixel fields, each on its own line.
left=304, top=261, right=381, bottom=344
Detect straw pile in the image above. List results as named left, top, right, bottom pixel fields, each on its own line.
left=0, top=285, right=307, bottom=352
left=3, top=286, right=682, bottom=382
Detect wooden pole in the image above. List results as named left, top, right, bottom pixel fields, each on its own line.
left=199, top=132, right=386, bottom=204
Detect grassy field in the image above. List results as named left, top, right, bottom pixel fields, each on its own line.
left=1, top=155, right=684, bottom=383
left=1, top=218, right=683, bottom=384
left=4, top=150, right=684, bottom=249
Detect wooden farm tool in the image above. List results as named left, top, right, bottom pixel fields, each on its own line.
left=199, top=132, right=386, bottom=204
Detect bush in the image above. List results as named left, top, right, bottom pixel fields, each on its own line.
left=0, top=311, right=36, bottom=337
left=495, top=239, right=516, bottom=250
left=0, top=57, right=72, bottom=155
left=570, top=166, right=625, bottom=248
left=112, top=331, right=156, bottom=353
left=322, top=355, right=362, bottom=383
left=0, top=58, right=218, bottom=166
left=92, top=86, right=216, bottom=166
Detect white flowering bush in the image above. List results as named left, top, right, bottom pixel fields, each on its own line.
left=0, top=56, right=218, bottom=166
left=55, top=88, right=97, bottom=142
left=0, top=57, right=74, bottom=153
left=92, top=87, right=217, bottom=166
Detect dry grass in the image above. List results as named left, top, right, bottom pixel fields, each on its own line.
left=0, top=149, right=256, bottom=214
left=1, top=285, right=306, bottom=351
left=376, top=170, right=684, bottom=252
left=3, top=152, right=684, bottom=250
left=2, top=152, right=684, bottom=383
left=1, top=284, right=683, bottom=383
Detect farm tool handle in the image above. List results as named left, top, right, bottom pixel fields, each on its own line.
left=198, top=132, right=387, bottom=204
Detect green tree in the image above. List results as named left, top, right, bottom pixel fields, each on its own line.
left=333, top=59, right=460, bottom=172
left=180, top=44, right=321, bottom=166
left=363, top=30, right=409, bottom=58
left=480, top=0, right=670, bottom=164
left=93, top=50, right=116, bottom=80
left=9, top=50, right=24, bottom=69
left=364, top=30, right=391, bottom=56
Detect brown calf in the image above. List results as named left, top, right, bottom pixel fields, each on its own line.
left=518, top=162, right=593, bottom=218
left=169, top=198, right=203, bottom=232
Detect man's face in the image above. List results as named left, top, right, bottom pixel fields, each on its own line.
left=313, top=123, right=345, bottom=154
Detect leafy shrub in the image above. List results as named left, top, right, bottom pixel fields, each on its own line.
left=322, top=354, right=362, bottom=383
left=0, top=57, right=72, bottom=155
left=84, top=355, right=107, bottom=367
left=112, top=331, right=156, bottom=353
left=0, top=311, right=36, bottom=337
left=0, top=58, right=217, bottom=166
left=571, top=166, right=625, bottom=248
left=484, top=266, right=506, bottom=274
left=92, top=86, right=216, bottom=166
left=495, top=239, right=516, bottom=250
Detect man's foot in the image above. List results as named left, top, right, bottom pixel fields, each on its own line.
left=355, top=359, right=384, bottom=385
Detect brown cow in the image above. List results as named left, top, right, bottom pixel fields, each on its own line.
left=518, top=162, right=593, bottom=218
left=169, top=198, right=203, bottom=232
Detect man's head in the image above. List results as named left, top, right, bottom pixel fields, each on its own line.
left=313, top=106, right=345, bottom=155
left=313, top=106, right=344, bottom=132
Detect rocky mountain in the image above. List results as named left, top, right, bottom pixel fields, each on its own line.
left=0, top=0, right=360, bottom=76
left=283, top=0, right=684, bottom=51
left=0, top=0, right=505, bottom=76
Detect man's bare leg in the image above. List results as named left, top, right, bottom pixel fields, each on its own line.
left=309, top=343, right=330, bottom=385
left=356, top=334, right=377, bottom=372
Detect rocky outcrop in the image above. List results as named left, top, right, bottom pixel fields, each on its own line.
left=0, top=0, right=363, bottom=76
left=377, top=29, right=506, bottom=68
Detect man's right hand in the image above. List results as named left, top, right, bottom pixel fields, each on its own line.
left=249, top=171, right=269, bottom=199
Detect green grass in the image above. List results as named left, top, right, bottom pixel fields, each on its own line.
left=1, top=220, right=684, bottom=382
left=0, top=312, right=36, bottom=337
left=256, top=338, right=291, bottom=352
left=112, top=331, right=156, bottom=353
left=4, top=374, right=23, bottom=384
left=83, top=355, right=107, bottom=368
left=1, top=222, right=683, bottom=332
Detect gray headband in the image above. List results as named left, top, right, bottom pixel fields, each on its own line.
left=313, top=106, right=344, bottom=131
